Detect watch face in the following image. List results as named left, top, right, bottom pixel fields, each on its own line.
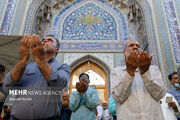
left=166, top=96, right=173, bottom=103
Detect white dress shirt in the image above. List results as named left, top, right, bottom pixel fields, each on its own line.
left=110, top=65, right=166, bottom=120
left=160, top=93, right=180, bottom=120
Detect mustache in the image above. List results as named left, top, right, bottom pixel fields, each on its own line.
left=132, top=48, right=138, bottom=51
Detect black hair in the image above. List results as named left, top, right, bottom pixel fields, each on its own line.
left=0, top=65, right=5, bottom=73
left=168, top=72, right=177, bottom=81
left=46, top=35, right=60, bottom=49
left=3, top=105, right=7, bottom=109
left=79, top=73, right=89, bottom=80
left=45, top=35, right=60, bottom=56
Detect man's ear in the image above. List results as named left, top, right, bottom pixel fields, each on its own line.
left=170, top=80, right=174, bottom=85
left=123, top=50, right=125, bottom=55
left=1, top=71, right=5, bottom=78
left=56, top=48, right=59, bottom=54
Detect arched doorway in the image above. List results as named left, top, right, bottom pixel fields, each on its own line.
left=69, top=60, right=108, bottom=101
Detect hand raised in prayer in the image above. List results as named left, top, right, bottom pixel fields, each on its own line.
left=139, top=51, right=153, bottom=75
left=19, top=34, right=30, bottom=62
left=123, top=51, right=139, bottom=76
left=168, top=102, right=176, bottom=108
left=76, top=82, right=83, bottom=94
left=29, top=34, right=45, bottom=62
left=81, top=81, right=88, bottom=94
left=62, top=100, right=69, bottom=108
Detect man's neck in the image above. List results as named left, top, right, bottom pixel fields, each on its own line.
left=45, top=54, right=55, bottom=62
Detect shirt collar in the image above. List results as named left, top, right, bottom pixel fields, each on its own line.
left=48, top=57, right=56, bottom=63
left=171, top=85, right=179, bottom=91
left=123, top=66, right=139, bottom=72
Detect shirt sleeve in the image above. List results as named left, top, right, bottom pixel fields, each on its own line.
left=108, top=95, right=116, bottom=116
left=69, top=91, right=81, bottom=112
left=47, top=63, right=70, bottom=90
left=141, top=65, right=166, bottom=101
left=3, top=71, right=19, bottom=94
left=83, top=88, right=99, bottom=111
left=110, top=68, right=134, bottom=104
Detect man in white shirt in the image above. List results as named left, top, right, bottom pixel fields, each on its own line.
left=96, top=101, right=111, bottom=120
left=110, top=40, right=166, bottom=120
left=160, top=93, right=180, bottom=120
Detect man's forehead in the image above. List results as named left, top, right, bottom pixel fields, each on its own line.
left=172, top=74, right=178, bottom=77
left=127, top=40, right=139, bottom=45
left=62, top=92, right=68, bottom=96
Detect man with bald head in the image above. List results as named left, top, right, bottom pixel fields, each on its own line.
left=110, top=40, right=166, bottom=120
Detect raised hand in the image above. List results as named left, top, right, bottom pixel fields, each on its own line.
left=139, top=51, right=153, bottom=75
left=62, top=101, right=69, bottom=108
left=29, top=34, right=45, bottom=62
left=19, top=34, right=30, bottom=62
left=76, top=82, right=82, bottom=94
left=81, top=81, right=88, bottom=94
left=124, top=51, right=139, bottom=76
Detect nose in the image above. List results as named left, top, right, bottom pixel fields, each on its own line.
left=43, top=39, right=47, bottom=43
left=42, top=38, right=47, bottom=45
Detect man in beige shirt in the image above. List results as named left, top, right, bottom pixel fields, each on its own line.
left=110, top=40, right=166, bottom=120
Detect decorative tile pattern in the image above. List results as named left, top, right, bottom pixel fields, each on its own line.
left=153, top=0, right=175, bottom=88
left=10, top=0, right=25, bottom=35
left=0, top=0, right=17, bottom=35
left=53, top=0, right=127, bottom=40
left=23, top=0, right=43, bottom=34
left=64, top=53, right=113, bottom=69
left=60, top=42, right=125, bottom=50
left=132, top=0, right=159, bottom=67
left=114, top=53, right=125, bottom=67
left=174, top=0, right=180, bottom=21
left=0, top=0, right=7, bottom=25
left=62, top=2, right=117, bottom=40
left=52, top=0, right=127, bottom=50
left=163, top=0, right=180, bottom=63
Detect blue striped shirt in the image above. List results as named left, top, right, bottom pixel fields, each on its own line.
left=167, top=86, right=180, bottom=105
left=3, top=57, right=70, bottom=119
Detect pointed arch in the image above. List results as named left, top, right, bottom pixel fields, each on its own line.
left=52, top=0, right=127, bottom=41
left=23, top=0, right=45, bottom=34
left=69, top=55, right=111, bottom=100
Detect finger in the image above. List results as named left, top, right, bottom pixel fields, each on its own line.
left=30, top=35, right=37, bottom=49
left=141, top=51, right=146, bottom=61
left=35, top=35, right=41, bottom=46
left=32, top=34, right=36, bottom=45
left=139, top=51, right=145, bottom=66
left=24, top=34, right=30, bottom=47
left=29, top=35, right=34, bottom=47
left=144, top=52, right=149, bottom=63
left=21, top=34, right=28, bottom=44
left=149, top=54, right=153, bottom=61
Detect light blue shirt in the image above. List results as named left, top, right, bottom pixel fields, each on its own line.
left=167, top=86, right=180, bottom=105
left=3, top=57, right=70, bottom=119
left=69, top=87, right=98, bottom=120
left=108, top=95, right=116, bottom=116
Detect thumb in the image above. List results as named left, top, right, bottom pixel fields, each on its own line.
left=149, top=54, right=153, bottom=61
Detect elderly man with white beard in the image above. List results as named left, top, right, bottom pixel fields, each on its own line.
left=110, top=40, right=166, bottom=120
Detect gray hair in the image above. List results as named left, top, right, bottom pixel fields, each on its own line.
left=124, top=40, right=140, bottom=51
